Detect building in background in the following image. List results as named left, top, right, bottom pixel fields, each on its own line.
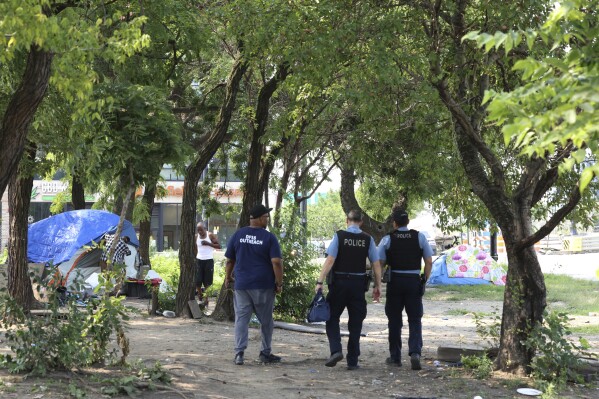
left=0, top=163, right=243, bottom=253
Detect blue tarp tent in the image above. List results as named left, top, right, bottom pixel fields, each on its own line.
left=427, top=254, right=491, bottom=286
left=28, top=209, right=138, bottom=265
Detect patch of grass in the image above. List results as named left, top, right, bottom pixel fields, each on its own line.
left=570, top=324, right=599, bottom=334
left=446, top=373, right=469, bottom=388
left=544, top=274, right=599, bottom=316
left=446, top=308, right=472, bottom=316
left=426, top=274, right=599, bottom=316
left=500, top=377, right=527, bottom=390
left=426, top=284, right=505, bottom=301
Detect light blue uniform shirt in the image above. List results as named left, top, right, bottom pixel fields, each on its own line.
left=377, top=227, right=433, bottom=274
left=326, top=224, right=380, bottom=263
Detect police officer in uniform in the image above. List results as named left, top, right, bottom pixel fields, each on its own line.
left=378, top=209, right=433, bottom=370
left=315, top=209, right=381, bottom=370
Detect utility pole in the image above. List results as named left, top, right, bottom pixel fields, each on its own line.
left=490, top=231, right=498, bottom=261
left=300, top=197, right=308, bottom=244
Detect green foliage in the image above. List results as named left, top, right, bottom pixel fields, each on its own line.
left=0, top=273, right=129, bottom=375
left=205, top=258, right=226, bottom=299
left=523, top=310, right=595, bottom=389
left=74, top=83, right=188, bottom=203
left=149, top=251, right=225, bottom=310
left=149, top=253, right=179, bottom=312
left=473, top=307, right=501, bottom=348
left=461, top=354, right=494, bottom=379
left=464, top=0, right=599, bottom=191
left=149, top=252, right=179, bottom=287
left=0, top=1, right=150, bottom=105
left=136, top=361, right=172, bottom=385
left=273, top=219, right=320, bottom=322
left=100, top=361, right=171, bottom=397
left=0, top=248, right=7, bottom=264
left=67, top=382, right=86, bottom=399
left=357, top=178, right=426, bottom=222
left=306, top=191, right=345, bottom=240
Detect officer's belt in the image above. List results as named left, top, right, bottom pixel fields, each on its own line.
left=390, top=271, right=421, bottom=278
left=334, top=272, right=366, bottom=280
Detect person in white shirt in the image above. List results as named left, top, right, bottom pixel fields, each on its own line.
left=194, top=221, right=221, bottom=307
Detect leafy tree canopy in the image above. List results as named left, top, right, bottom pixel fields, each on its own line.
left=0, top=0, right=150, bottom=105
left=307, top=191, right=345, bottom=240
left=464, top=0, right=599, bottom=191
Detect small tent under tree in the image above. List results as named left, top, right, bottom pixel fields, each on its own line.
left=428, top=244, right=507, bottom=286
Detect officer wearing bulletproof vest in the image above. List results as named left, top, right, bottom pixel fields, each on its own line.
left=315, top=209, right=382, bottom=370
left=377, top=209, right=433, bottom=370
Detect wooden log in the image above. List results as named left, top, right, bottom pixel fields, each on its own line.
left=274, top=321, right=361, bottom=337
left=149, top=285, right=159, bottom=316
left=436, top=346, right=499, bottom=362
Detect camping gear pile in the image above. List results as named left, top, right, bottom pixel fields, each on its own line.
left=27, top=210, right=161, bottom=297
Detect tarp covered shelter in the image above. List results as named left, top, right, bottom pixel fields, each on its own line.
left=428, top=244, right=507, bottom=286
left=27, top=210, right=139, bottom=289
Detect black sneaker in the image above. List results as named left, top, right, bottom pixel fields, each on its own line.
left=347, top=364, right=360, bottom=370
left=386, top=356, right=402, bottom=366
left=325, top=351, right=343, bottom=367
left=259, top=352, right=281, bottom=363
left=234, top=351, right=244, bottom=365
left=410, top=353, right=422, bottom=370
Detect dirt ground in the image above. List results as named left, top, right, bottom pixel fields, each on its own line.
left=1, top=292, right=598, bottom=399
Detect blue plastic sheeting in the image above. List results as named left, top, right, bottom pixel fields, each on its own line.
left=427, top=254, right=491, bottom=286
left=28, top=210, right=138, bottom=265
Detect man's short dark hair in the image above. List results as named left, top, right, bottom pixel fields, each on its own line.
left=347, top=209, right=363, bottom=222
left=122, top=236, right=131, bottom=243
left=392, top=209, right=409, bottom=225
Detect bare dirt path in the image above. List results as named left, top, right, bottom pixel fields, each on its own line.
left=1, top=296, right=597, bottom=399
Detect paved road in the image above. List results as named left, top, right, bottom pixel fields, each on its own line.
left=537, top=252, right=599, bottom=281
left=496, top=252, right=599, bottom=281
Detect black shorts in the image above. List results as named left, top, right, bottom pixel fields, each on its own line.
left=195, top=258, right=214, bottom=288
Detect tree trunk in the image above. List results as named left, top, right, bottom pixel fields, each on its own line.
left=422, top=0, right=580, bottom=374
left=112, top=172, right=135, bottom=222
left=496, top=242, right=546, bottom=375
left=138, top=180, right=157, bottom=266
left=239, top=137, right=265, bottom=228
left=175, top=162, right=203, bottom=317
left=71, top=172, right=86, bottom=210
left=273, top=167, right=291, bottom=229
left=238, top=63, right=290, bottom=228
left=107, top=167, right=136, bottom=268
left=210, top=281, right=235, bottom=322
left=7, top=146, right=36, bottom=311
left=175, top=56, right=248, bottom=317
left=339, top=163, right=392, bottom=243
left=0, top=47, right=53, bottom=198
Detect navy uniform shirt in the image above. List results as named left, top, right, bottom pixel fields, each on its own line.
left=377, top=227, right=433, bottom=273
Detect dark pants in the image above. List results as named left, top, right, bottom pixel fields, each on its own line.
left=195, top=259, right=214, bottom=290
left=385, top=275, right=423, bottom=359
left=325, top=278, right=367, bottom=367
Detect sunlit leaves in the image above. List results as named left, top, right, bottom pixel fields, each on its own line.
left=0, top=1, right=150, bottom=108
left=464, top=0, right=599, bottom=191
